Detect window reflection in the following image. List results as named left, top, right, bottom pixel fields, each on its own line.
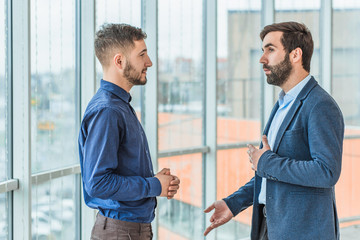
left=32, top=176, right=77, bottom=240
left=0, top=1, right=9, bottom=239
left=30, top=0, right=77, bottom=173
left=216, top=1, right=261, bottom=237
left=332, top=1, right=360, bottom=238
left=217, top=0, right=262, bottom=145
left=275, top=0, right=321, bottom=84
left=158, top=154, right=203, bottom=240
left=0, top=194, right=8, bottom=240
left=158, top=0, right=204, bottom=151
left=95, top=0, right=142, bottom=113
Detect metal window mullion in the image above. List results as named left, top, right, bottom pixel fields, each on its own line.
left=203, top=0, right=217, bottom=239
left=141, top=0, right=158, bottom=238
left=6, top=0, right=13, bottom=239
left=12, top=0, right=31, bottom=239
left=158, top=146, right=210, bottom=158
left=320, top=0, right=332, bottom=93
left=261, top=0, right=275, bottom=130
left=80, top=0, right=96, bottom=239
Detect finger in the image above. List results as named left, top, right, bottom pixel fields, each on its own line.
left=159, top=168, right=170, bottom=174
left=262, top=135, right=270, bottom=149
left=247, top=144, right=255, bottom=152
left=204, top=203, right=215, bottom=213
left=210, top=214, right=215, bottom=223
left=167, top=191, right=177, bottom=198
left=167, top=189, right=177, bottom=195
left=170, top=177, right=180, bottom=185
left=168, top=185, right=179, bottom=191
left=204, top=225, right=214, bottom=236
left=251, top=165, right=255, bottom=171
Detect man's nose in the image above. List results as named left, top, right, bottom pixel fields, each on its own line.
left=146, top=56, right=153, bottom=67
left=259, top=54, right=267, bottom=64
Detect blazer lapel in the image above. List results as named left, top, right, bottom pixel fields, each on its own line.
left=271, top=77, right=318, bottom=153
left=260, top=102, right=279, bottom=149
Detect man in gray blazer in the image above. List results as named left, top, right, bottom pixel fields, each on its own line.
left=204, top=22, right=344, bottom=240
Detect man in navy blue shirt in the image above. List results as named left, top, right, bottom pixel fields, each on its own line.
left=78, top=23, right=180, bottom=239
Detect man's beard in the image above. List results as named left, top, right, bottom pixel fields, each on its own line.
left=124, top=61, right=147, bottom=86
left=264, top=53, right=292, bottom=87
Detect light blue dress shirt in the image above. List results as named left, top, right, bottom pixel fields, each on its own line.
left=258, top=74, right=312, bottom=204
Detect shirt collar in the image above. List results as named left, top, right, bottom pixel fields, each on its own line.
left=100, top=79, right=132, bottom=103
left=278, top=74, right=311, bottom=108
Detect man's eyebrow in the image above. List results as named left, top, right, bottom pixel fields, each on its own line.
left=262, top=43, right=275, bottom=51
left=138, top=49, right=147, bottom=55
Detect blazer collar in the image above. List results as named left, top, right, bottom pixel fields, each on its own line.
left=263, top=77, right=318, bottom=152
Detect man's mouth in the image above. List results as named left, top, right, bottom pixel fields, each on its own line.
left=263, top=67, right=271, bottom=75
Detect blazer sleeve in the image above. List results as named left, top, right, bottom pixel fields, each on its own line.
left=223, top=177, right=255, bottom=216
left=256, top=97, right=344, bottom=188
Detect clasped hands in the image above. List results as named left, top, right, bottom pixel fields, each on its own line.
left=203, top=135, right=271, bottom=236
left=155, top=168, right=180, bottom=199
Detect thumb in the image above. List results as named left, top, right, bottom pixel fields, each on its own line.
left=158, top=168, right=170, bottom=174
left=204, top=203, right=215, bottom=213
left=262, top=135, right=270, bottom=150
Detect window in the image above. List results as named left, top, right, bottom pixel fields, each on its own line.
left=275, top=0, right=321, bottom=83
left=32, top=176, right=78, bottom=240
left=95, top=0, right=142, bottom=113
left=31, top=0, right=77, bottom=173
left=0, top=0, right=10, bottom=239
left=158, top=0, right=204, bottom=151
left=158, top=0, right=205, bottom=238
left=30, top=0, right=78, bottom=239
left=332, top=1, right=360, bottom=238
left=216, top=1, right=262, bottom=237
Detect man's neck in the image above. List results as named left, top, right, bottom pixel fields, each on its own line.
left=103, top=71, right=133, bottom=92
left=281, top=70, right=309, bottom=94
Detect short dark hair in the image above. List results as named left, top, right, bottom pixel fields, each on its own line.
left=95, top=23, right=147, bottom=67
left=260, top=21, right=313, bottom=72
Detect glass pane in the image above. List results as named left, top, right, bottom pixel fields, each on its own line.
left=30, top=0, right=77, bottom=173
left=0, top=0, right=9, bottom=183
left=216, top=1, right=261, bottom=237
left=95, top=0, right=142, bottom=113
left=275, top=0, right=321, bottom=86
left=332, top=1, right=360, bottom=238
left=217, top=0, right=262, bottom=145
left=0, top=193, right=9, bottom=240
left=0, top=1, right=10, bottom=239
left=158, top=0, right=204, bottom=151
left=32, top=175, right=78, bottom=240
left=217, top=149, right=253, bottom=239
left=158, top=154, right=203, bottom=240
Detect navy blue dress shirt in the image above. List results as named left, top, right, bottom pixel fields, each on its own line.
left=78, top=79, right=161, bottom=223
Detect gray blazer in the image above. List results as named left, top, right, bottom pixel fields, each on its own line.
left=224, top=77, right=344, bottom=240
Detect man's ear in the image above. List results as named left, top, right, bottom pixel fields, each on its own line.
left=113, top=54, right=125, bottom=70
left=290, top=47, right=303, bottom=64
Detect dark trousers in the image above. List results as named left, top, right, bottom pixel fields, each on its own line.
left=91, top=213, right=153, bottom=240
left=259, top=205, right=269, bottom=240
